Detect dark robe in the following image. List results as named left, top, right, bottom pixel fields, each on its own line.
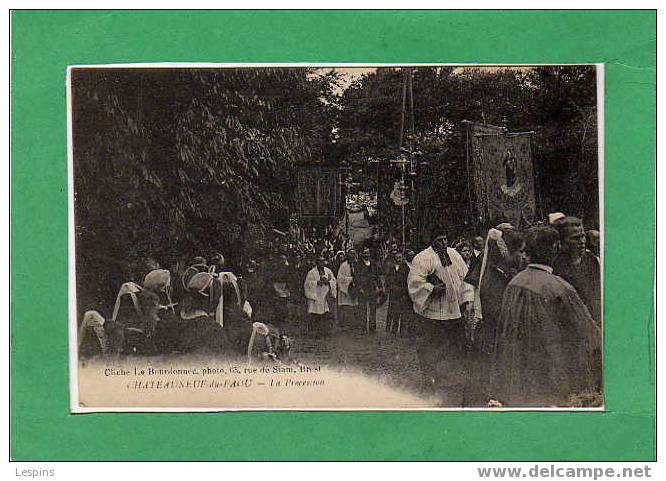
left=468, top=251, right=483, bottom=278
left=153, top=312, right=230, bottom=354
left=153, top=281, right=243, bottom=355
left=553, top=251, right=602, bottom=326
left=214, top=280, right=253, bottom=354
left=356, top=259, right=383, bottom=302
left=464, top=260, right=514, bottom=404
left=356, top=259, right=384, bottom=332
left=266, top=261, right=292, bottom=329
left=492, top=265, right=601, bottom=407
left=479, top=267, right=513, bottom=353
left=385, top=261, right=412, bottom=333
left=243, top=270, right=269, bottom=323
left=114, top=289, right=161, bottom=355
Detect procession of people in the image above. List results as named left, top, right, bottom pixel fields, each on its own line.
left=78, top=210, right=602, bottom=408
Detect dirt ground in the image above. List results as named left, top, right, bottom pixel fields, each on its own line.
left=289, top=303, right=426, bottom=399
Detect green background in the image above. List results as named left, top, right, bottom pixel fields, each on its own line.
left=11, top=10, right=656, bottom=460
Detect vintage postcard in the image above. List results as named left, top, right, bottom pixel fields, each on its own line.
left=68, top=64, right=604, bottom=411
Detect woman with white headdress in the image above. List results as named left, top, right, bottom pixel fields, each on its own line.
left=153, top=270, right=236, bottom=353
left=464, top=224, right=527, bottom=403
left=108, top=268, right=173, bottom=354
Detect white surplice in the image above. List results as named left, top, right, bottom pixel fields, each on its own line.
left=304, top=266, right=337, bottom=315
left=407, top=246, right=474, bottom=320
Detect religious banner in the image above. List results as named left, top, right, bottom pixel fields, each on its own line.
left=295, top=164, right=344, bottom=222
left=466, top=122, right=537, bottom=228
left=343, top=206, right=373, bottom=246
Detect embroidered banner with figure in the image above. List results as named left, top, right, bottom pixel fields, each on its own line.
left=296, top=164, right=344, bottom=222
left=467, top=122, right=537, bottom=228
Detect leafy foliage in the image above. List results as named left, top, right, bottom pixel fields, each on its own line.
left=72, top=68, right=339, bottom=310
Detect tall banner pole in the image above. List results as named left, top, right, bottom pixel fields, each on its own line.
left=398, top=70, right=407, bottom=151
left=465, top=121, right=474, bottom=223
left=408, top=69, right=415, bottom=246
left=401, top=166, right=406, bottom=249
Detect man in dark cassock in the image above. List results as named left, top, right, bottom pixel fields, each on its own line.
left=469, top=235, right=485, bottom=274
left=552, top=216, right=602, bottom=327
left=242, top=259, right=268, bottom=323
left=355, top=246, right=385, bottom=334
left=384, top=250, right=412, bottom=335
left=404, top=248, right=416, bottom=269
left=266, top=255, right=292, bottom=331
left=472, top=236, right=485, bottom=261
left=492, top=226, right=602, bottom=407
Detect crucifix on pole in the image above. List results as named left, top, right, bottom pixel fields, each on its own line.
left=394, top=67, right=416, bottom=251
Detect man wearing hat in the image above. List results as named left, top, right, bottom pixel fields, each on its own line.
left=355, top=245, right=385, bottom=334
left=552, top=216, right=601, bottom=327
left=384, top=250, right=412, bottom=335
left=407, top=227, right=475, bottom=405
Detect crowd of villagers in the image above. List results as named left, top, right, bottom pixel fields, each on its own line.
left=78, top=212, right=602, bottom=407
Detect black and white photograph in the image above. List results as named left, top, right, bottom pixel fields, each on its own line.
left=69, top=64, right=603, bottom=410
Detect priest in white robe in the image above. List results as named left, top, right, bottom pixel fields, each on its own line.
left=304, top=254, right=337, bottom=337
left=336, top=249, right=362, bottom=331
left=407, top=228, right=475, bottom=406
left=408, top=238, right=474, bottom=321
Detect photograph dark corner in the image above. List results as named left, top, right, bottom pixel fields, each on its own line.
left=68, top=65, right=603, bottom=411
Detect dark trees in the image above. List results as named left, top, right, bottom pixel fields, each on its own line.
left=332, top=65, right=599, bottom=245
left=72, top=68, right=337, bottom=310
